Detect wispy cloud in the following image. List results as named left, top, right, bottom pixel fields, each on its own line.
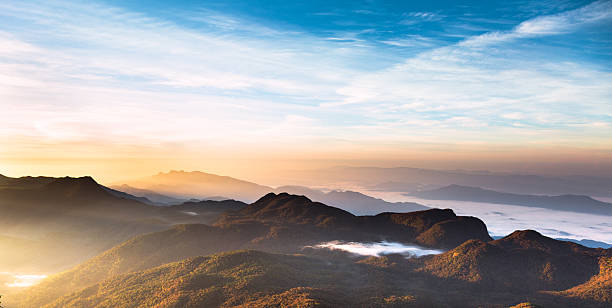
left=400, top=12, right=445, bottom=25
left=0, top=0, right=610, bottom=164
left=327, top=1, right=612, bottom=145
left=460, top=0, right=612, bottom=47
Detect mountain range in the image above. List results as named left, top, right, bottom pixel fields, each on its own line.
left=2, top=174, right=610, bottom=307
left=412, top=184, right=612, bottom=216
left=112, top=171, right=430, bottom=214
left=115, top=170, right=273, bottom=202
left=291, top=166, right=612, bottom=197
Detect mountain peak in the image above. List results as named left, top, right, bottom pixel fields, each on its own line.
left=492, top=229, right=598, bottom=256
left=43, top=176, right=109, bottom=198
left=253, top=192, right=312, bottom=205
left=218, top=192, right=355, bottom=227
left=505, top=229, right=544, bottom=240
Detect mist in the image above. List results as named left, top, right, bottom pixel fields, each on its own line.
left=311, top=241, right=444, bottom=257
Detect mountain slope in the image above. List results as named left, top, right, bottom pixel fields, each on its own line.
left=36, top=242, right=612, bottom=308
left=18, top=193, right=491, bottom=307
left=547, top=256, right=612, bottom=303
left=412, top=184, right=612, bottom=215
left=0, top=175, right=246, bottom=273
left=217, top=193, right=492, bottom=248
left=118, top=170, right=274, bottom=202
left=275, top=185, right=427, bottom=215
left=421, top=230, right=608, bottom=291
left=43, top=250, right=425, bottom=308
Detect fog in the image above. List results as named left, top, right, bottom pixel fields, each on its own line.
left=365, top=191, right=612, bottom=243
left=0, top=272, right=47, bottom=288
left=311, top=241, right=443, bottom=257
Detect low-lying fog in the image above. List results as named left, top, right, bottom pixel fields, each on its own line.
left=311, top=241, right=443, bottom=257
left=0, top=272, right=47, bottom=289
left=365, top=191, right=612, bottom=243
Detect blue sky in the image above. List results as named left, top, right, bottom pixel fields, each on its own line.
left=0, top=0, right=611, bottom=179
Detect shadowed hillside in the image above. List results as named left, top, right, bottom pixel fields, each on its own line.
left=0, top=175, right=246, bottom=273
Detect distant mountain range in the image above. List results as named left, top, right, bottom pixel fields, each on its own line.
left=412, top=184, right=612, bottom=216
left=275, top=185, right=427, bottom=215
left=114, top=171, right=430, bottom=214
left=12, top=192, right=611, bottom=308
left=108, top=184, right=189, bottom=205
left=115, top=170, right=273, bottom=202
left=293, top=166, right=612, bottom=197
left=492, top=235, right=611, bottom=249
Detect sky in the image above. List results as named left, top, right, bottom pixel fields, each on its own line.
left=1, top=0, right=611, bottom=182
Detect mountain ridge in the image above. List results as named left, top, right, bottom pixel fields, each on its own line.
left=412, top=184, right=612, bottom=215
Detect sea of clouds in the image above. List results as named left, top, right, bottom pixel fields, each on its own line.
left=365, top=191, right=611, bottom=244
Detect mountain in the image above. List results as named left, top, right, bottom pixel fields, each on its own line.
left=41, top=250, right=426, bottom=308
left=275, top=185, right=427, bottom=215
left=217, top=193, right=491, bottom=248
left=0, top=174, right=246, bottom=273
left=109, top=184, right=187, bottom=205
left=20, top=232, right=612, bottom=308
left=294, top=166, right=612, bottom=197
left=422, top=230, right=607, bottom=290
left=418, top=230, right=610, bottom=306
left=412, top=184, right=612, bottom=216
left=17, top=192, right=491, bottom=307
left=117, top=170, right=274, bottom=202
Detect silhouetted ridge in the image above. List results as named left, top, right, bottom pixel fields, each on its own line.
left=0, top=175, right=57, bottom=188
left=169, top=199, right=246, bottom=213
left=43, top=176, right=112, bottom=199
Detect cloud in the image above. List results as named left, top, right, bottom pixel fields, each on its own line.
left=380, top=35, right=436, bottom=48
left=400, top=12, right=444, bottom=25
left=0, top=0, right=610, bottom=159
left=327, top=1, right=612, bottom=144
left=460, top=0, right=612, bottom=47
